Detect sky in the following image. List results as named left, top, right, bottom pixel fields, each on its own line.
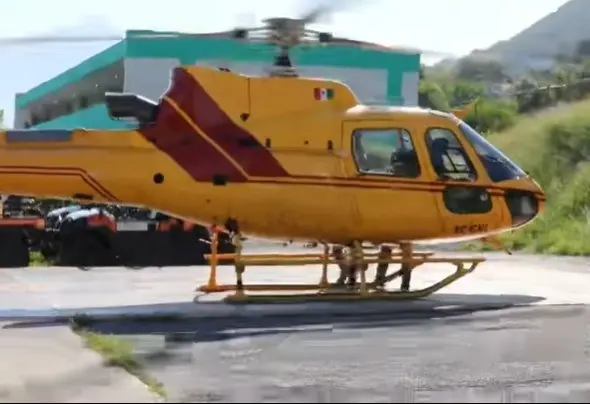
left=0, top=0, right=570, bottom=126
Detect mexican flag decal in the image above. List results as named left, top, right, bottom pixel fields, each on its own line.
left=314, top=87, right=334, bottom=101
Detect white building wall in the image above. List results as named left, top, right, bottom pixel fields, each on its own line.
left=123, top=58, right=181, bottom=100
left=401, top=72, right=420, bottom=106
left=124, top=58, right=392, bottom=105
left=13, top=94, right=27, bottom=129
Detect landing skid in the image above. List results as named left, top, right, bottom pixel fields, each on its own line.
left=196, top=233, right=485, bottom=304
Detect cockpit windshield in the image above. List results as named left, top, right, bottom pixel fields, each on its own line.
left=458, top=121, right=526, bottom=182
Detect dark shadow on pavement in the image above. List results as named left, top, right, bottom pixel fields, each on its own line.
left=2, top=293, right=547, bottom=342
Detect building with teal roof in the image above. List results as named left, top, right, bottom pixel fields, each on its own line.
left=13, top=30, right=421, bottom=129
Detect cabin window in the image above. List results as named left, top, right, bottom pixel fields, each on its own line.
left=352, top=128, right=420, bottom=178
left=425, top=128, right=477, bottom=181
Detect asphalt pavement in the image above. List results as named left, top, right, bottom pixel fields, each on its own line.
left=2, top=247, right=590, bottom=403
left=98, top=303, right=590, bottom=403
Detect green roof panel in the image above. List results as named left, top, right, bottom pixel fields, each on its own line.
left=15, top=41, right=127, bottom=108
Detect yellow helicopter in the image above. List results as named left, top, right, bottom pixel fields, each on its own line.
left=0, top=8, right=544, bottom=303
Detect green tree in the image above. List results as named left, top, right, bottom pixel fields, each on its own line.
left=575, top=39, right=590, bottom=59
left=513, top=77, right=540, bottom=113
left=553, top=67, right=575, bottom=85
left=0, top=109, right=4, bottom=128
left=455, top=57, right=507, bottom=83
left=442, top=80, right=486, bottom=108
left=418, top=81, right=451, bottom=112
left=465, top=99, right=518, bottom=134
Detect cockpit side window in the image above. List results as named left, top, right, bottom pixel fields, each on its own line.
left=458, top=121, right=526, bottom=182
left=425, top=128, right=477, bottom=181
left=352, top=128, right=421, bottom=178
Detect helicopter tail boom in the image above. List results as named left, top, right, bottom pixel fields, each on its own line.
left=0, top=128, right=168, bottom=205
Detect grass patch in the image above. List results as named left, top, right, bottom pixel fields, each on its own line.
left=70, top=315, right=167, bottom=399
left=28, top=251, right=49, bottom=266
left=478, top=99, right=590, bottom=255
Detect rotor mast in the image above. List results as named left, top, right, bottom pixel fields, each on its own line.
left=261, top=17, right=308, bottom=78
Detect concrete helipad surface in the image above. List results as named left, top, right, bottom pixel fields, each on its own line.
left=0, top=320, right=158, bottom=403
left=2, top=248, right=590, bottom=402
left=0, top=250, right=588, bottom=318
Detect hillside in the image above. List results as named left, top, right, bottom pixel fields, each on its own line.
left=438, top=0, right=590, bottom=76
left=487, top=0, right=588, bottom=55
left=482, top=99, right=590, bottom=255
left=483, top=0, right=590, bottom=73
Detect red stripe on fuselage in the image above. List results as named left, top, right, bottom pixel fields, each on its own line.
left=137, top=98, right=247, bottom=183
left=168, top=67, right=289, bottom=178
left=0, top=167, right=117, bottom=202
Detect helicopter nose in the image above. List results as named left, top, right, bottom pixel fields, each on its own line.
left=503, top=182, right=545, bottom=228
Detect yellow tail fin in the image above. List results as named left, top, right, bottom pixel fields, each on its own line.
left=452, top=99, right=479, bottom=120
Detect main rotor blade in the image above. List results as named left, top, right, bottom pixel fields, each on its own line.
left=0, top=35, right=124, bottom=46
left=298, top=0, right=360, bottom=25
left=326, top=36, right=458, bottom=58
left=0, top=31, right=463, bottom=61
left=300, top=5, right=331, bottom=24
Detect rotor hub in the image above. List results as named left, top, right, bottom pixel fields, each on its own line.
left=262, top=17, right=306, bottom=47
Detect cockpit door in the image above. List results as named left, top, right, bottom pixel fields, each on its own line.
left=341, top=121, right=442, bottom=241
left=422, top=125, right=505, bottom=238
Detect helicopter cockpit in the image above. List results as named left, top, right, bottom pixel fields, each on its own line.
left=425, top=128, right=476, bottom=182
left=351, top=117, right=528, bottom=185
left=457, top=121, right=527, bottom=183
